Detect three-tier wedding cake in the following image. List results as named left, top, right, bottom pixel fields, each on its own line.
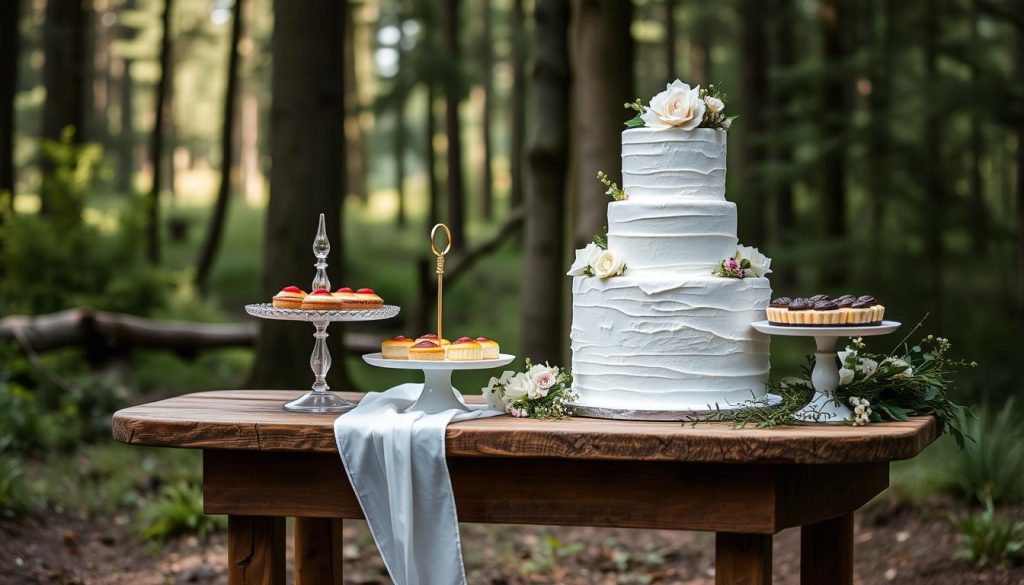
left=568, top=81, right=772, bottom=412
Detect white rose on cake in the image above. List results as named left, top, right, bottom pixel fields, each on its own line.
left=567, top=242, right=603, bottom=276
left=641, top=80, right=706, bottom=130
left=592, top=250, right=626, bottom=278
left=704, top=96, right=725, bottom=113
left=735, top=245, right=772, bottom=277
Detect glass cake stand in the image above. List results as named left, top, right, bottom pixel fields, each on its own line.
left=361, top=352, right=515, bottom=414
left=246, top=303, right=401, bottom=413
left=751, top=320, right=901, bottom=423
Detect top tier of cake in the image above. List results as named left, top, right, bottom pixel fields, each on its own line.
left=621, top=127, right=726, bottom=201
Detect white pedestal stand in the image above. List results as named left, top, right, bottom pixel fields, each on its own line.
left=362, top=353, right=515, bottom=414
left=245, top=304, right=401, bottom=413
left=751, top=320, right=900, bottom=423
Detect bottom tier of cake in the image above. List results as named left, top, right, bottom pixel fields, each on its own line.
left=570, top=273, right=771, bottom=411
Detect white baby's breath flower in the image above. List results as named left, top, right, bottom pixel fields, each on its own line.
left=567, top=242, right=603, bottom=276
left=641, top=80, right=707, bottom=130
left=704, top=96, right=724, bottom=113
left=735, top=245, right=772, bottom=277
left=592, top=250, right=626, bottom=279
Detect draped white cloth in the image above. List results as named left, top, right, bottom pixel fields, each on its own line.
left=334, top=384, right=504, bottom=585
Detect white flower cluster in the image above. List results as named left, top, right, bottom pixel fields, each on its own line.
left=566, top=242, right=626, bottom=279
left=848, top=397, right=873, bottom=426
left=483, top=363, right=562, bottom=415
left=642, top=80, right=706, bottom=130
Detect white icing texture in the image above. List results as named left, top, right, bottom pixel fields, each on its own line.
left=570, top=275, right=771, bottom=410
left=607, top=199, right=737, bottom=273
left=621, top=127, right=727, bottom=201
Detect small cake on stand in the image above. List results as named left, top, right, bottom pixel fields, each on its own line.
left=245, top=213, right=400, bottom=413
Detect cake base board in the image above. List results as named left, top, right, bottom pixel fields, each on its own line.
left=569, top=394, right=783, bottom=422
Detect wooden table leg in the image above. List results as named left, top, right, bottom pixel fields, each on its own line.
left=715, top=532, right=772, bottom=585
left=227, top=515, right=286, bottom=585
left=295, top=517, right=345, bottom=585
left=801, top=513, right=854, bottom=585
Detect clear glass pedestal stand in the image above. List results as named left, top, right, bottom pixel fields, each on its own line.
left=245, top=304, right=401, bottom=413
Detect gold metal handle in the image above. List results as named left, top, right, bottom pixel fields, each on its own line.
left=430, top=223, right=452, bottom=342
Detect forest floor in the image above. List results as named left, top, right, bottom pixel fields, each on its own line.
left=1, top=498, right=1021, bottom=585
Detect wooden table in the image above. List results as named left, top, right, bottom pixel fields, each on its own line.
left=112, top=390, right=939, bottom=585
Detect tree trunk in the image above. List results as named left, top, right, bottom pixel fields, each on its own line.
left=343, top=0, right=367, bottom=203
left=1014, top=16, right=1024, bottom=310
left=395, top=95, right=407, bottom=227
left=40, top=0, right=88, bottom=214
left=738, top=0, right=768, bottom=245
left=193, top=0, right=245, bottom=292
left=690, top=4, right=712, bottom=87
left=770, top=0, right=795, bottom=248
left=146, top=0, right=173, bottom=265
left=923, top=0, right=944, bottom=310
left=521, top=0, right=571, bottom=364
left=969, top=0, right=987, bottom=254
left=866, top=0, right=892, bottom=287
left=0, top=0, right=20, bottom=201
left=572, top=0, right=634, bottom=245
left=444, top=0, right=466, bottom=251
left=478, top=0, right=494, bottom=220
left=509, top=0, right=526, bottom=211
left=819, top=0, right=846, bottom=286
left=117, top=57, right=135, bottom=193
left=665, top=0, right=677, bottom=78
left=249, top=0, right=351, bottom=391
left=426, top=82, right=440, bottom=222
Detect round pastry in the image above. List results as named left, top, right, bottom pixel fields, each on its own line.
left=447, top=337, right=483, bottom=361
left=810, top=299, right=844, bottom=325
left=354, top=288, right=384, bottom=309
left=272, top=285, right=306, bottom=309
left=765, top=297, right=791, bottom=325
left=475, top=337, right=500, bottom=359
left=300, top=288, right=346, bottom=310
left=381, top=335, right=415, bottom=359
left=408, top=340, right=446, bottom=361
left=416, top=333, right=451, bottom=346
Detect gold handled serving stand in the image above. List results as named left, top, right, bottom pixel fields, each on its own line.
left=360, top=223, right=514, bottom=414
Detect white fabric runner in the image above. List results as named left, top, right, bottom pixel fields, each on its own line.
left=334, top=383, right=504, bottom=585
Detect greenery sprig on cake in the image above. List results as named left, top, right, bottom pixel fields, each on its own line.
left=483, top=361, right=577, bottom=419
left=697, top=322, right=975, bottom=447
left=597, top=171, right=627, bottom=201
left=625, top=81, right=737, bottom=130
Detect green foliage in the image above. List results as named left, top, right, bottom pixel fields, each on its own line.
left=0, top=439, right=33, bottom=518
left=38, top=127, right=105, bottom=229
left=943, top=399, right=1024, bottom=504
left=519, top=534, right=584, bottom=575
left=951, top=496, right=1024, bottom=567
left=139, top=482, right=226, bottom=542
left=596, top=171, right=627, bottom=201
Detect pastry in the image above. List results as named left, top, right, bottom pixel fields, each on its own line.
left=447, top=337, right=483, bottom=361
left=300, top=288, right=347, bottom=310
left=408, top=340, right=446, bottom=361
left=272, top=286, right=306, bottom=309
left=415, top=333, right=451, bottom=346
left=381, top=335, right=415, bottom=359
left=766, top=294, right=885, bottom=326
left=332, top=287, right=384, bottom=310
left=847, top=295, right=885, bottom=325
left=354, top=288, right=384, bottom=309
left=475, top=337, right=500, bottom=359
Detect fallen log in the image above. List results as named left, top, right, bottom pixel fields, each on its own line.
left=0, top=308, right=382, bottom=363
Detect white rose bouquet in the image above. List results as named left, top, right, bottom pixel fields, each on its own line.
left=483, top=360, right=577, bottom=419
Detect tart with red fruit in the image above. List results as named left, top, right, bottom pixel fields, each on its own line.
left=408, top=340, right=446, bottom=361
left=381, top=335, right=415, bottom=359
left=474, top=337, right=500, bottom=359
left=272, top=285, right=306, bottom=309
left=300, top=288, right=346, bottom=310
left=447, top=337, right=483, bottom=361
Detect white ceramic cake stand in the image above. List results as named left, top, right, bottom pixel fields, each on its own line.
left=751, top=320, right=900, bottom=423
left=246, top=304, right=401, bottom=413
left=361, top=353, right=515, bottom=414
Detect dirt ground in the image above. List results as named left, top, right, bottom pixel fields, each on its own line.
left=1, top=501, right=1022, bottom=585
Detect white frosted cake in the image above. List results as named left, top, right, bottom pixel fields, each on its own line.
left=569, top=121, right=772, bottom=411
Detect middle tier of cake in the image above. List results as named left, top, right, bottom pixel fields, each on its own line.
left=570, top=273, right=771, bottom=411
left=607, top=199, right=738, bottom=273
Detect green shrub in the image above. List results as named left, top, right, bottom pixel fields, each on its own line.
left=0, top=439, right=33, bottom=517
left=952, top=495, right=1024, bottom=567
left=945, top=399, right=1024, bottom=504
left=139, top=482, right=226, bottom=542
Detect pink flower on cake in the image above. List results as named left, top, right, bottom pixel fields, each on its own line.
left=641, top=80, right=706, bottom=130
